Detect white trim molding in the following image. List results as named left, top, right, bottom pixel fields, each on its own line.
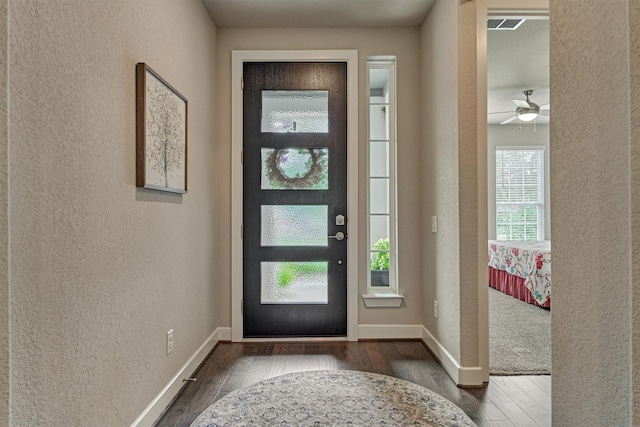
left=420, top=326, right=485, bottom=387
left=479, top=0, right=548, bottom=11
left=476, top=0, right=548, bottom=386
left=358, top=324, right=484, bottom=386
left=362, top=293, right=405, bottom=308
left=230, top=50, right=359, bottom=342
left=358, top=324, right=423, bottom=340
left=130, top=327, right=230, bottom=427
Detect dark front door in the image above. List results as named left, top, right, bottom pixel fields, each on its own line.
left=243, top=62, right=348, bottom=338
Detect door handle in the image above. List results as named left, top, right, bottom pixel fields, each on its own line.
left=328, top=232, right=346, bottom=241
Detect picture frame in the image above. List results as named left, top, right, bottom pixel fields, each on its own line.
left=136, top=63, right=188, bottom=193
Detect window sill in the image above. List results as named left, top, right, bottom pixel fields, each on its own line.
left=362, top=293, right=405, bottom=308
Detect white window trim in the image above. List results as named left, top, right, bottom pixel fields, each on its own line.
left=363, top=57, right=403, bottom=308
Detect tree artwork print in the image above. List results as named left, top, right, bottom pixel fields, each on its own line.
left=145, top=73, right=186, bottom=189
left=136, top=63, right=187, bottom=193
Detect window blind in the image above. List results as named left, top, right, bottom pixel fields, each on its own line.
left=496, top=149, right=544, bottom=241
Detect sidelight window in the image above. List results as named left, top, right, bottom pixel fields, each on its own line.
left=365, top=58, right=400, bottom=303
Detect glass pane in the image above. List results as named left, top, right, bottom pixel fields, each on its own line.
left=369, top=178, right=389, bottom=214
left=261, top=148, right=329, bottom=190
left=524, top=225, right=538, bottom=241
left=523, top=185, right=539, bottom=201
left=261, top=90, right=328, bottom=133
left=369, top=105, right=389, bottom=141
left=370, top=251, right=389, bottom=269
left=369, top=68, right=389, bottom=103
left=497, top=225, right=510, bottom=240
left=525, top=206, right=538, bottom=222
left=261, top=205, right=328, bottom=246
left=370, top=215, right=389, bottom=250
left=261, top=262, right=328, bottom=304
left=496, top=205, right=542, bottom=242
left=369, top=141, right=389, bottom=177
left=496, top=149, right=543, bottom=204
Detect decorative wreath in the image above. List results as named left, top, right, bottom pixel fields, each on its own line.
left=264, top=148, right=328, bottom=189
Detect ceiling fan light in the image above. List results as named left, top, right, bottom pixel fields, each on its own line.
left=517, top=111, right=538, bottom=122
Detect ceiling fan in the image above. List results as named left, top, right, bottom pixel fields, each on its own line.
left=490, top=89, right=550, bottom=124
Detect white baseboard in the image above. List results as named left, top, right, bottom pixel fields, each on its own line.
left=358, top=324, right=423, bottom=340
left=420, top=326, right=485, bottom=387
left=131, top=327, right=230, bottom=427
left=217, top=326, right=232, bottom=341
left=358, top=324, right=484, bottom=386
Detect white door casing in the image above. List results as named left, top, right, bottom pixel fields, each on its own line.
left=230, top=50, right=359, bottom=342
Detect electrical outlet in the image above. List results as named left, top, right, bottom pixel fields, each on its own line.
left=166, top=329, right=174, bottom=355
left=434, top=300, right=438, bottom=319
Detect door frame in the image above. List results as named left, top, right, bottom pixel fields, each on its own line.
left=475, top=0, right=549, bottom=381
left=230, top=50, right=359, bottom=342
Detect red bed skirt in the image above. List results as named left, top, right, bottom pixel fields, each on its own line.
left=488, top=267, right=551, bottom=308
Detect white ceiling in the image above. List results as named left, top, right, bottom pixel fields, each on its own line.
left=487, top=18, right=549, bottom=125
left=201, top=1, right=549, bottom=126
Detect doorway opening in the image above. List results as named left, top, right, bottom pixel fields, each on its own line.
left=486, top=14, right=551, bottom=376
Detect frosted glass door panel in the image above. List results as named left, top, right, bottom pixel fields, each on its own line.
left=261, top=262, right=328, bottom=304
left=369, top=105, right=389, bottom=141
left=369, top=178, right=389, bottom=214
left=369, top=141, right=389, bottom=177
left=261, top=205, right=328, bottom=246
left=261, top=148, right=329, bottom=190
left=262, top=90, right=329, bottom=133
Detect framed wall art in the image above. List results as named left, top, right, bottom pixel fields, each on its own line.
left=136, top=63, right=188, bottom=193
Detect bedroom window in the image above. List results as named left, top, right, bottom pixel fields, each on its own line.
left=496, top=148, right=544, bottom=241
left=363, top=57, right=402, bottom=307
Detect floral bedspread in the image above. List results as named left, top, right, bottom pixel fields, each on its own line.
left=488, top=240, right=551, bottom=305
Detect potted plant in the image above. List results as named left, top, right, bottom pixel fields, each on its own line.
left=370, top=238, right=390, bottom=287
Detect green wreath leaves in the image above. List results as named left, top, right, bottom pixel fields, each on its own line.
left=264, top=148, right=328, bottom=189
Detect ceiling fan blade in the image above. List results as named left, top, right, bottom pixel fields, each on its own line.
left=539, top=104, right=550, bottom=110
left=500, top=115, right=519, bottom=125
left=539, top=110, right=550, bottom=117
left=513, top=99, right=530, bottom=108
left=488, top=111, right=514, bottom=115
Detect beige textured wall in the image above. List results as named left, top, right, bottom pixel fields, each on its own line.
left=550, top=0, right=632, bottom=424
left=9, top=1, right=218, bottom=425
left=0, top=0, right=8, bottom=425
left=457, top=0, right=485, bottom=368
left=631, top=0, right=640, bottom=423
left=420, top=0, right=462, bottom=362
left=216, top=28, right=424, bottom=326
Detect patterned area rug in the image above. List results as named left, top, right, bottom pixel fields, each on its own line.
left=191, top=370, right=476, bottom=426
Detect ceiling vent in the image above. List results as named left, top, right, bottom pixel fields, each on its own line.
left=488, top=18, right=526, bottom=30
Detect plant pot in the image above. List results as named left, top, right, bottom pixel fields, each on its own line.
left=370, top=270, right=389, bottom=287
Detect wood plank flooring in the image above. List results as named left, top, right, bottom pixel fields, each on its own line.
left=153, top=341, right=550, bottom=427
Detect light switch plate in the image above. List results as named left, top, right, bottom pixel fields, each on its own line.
left=431, top=216, right=438, bottom=233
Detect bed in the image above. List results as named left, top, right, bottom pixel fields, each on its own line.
left=488, top=240, right=551, bottom=308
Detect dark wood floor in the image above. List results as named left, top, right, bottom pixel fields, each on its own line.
left=153, top=341, right=550, bottom=427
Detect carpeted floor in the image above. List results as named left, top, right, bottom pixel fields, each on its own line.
left=489, top=287, right=551, bottom=375
left=190, top=370, right=477, bottom=426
